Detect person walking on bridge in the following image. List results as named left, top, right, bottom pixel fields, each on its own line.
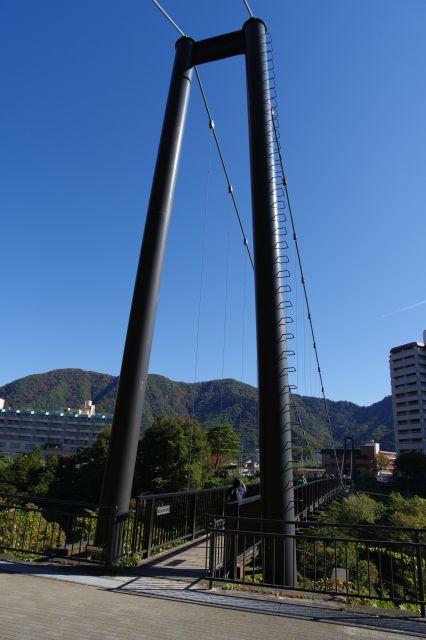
left=229, top=478, right=246, bottom=502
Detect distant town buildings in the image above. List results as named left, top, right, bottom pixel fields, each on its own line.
left=389, top=330, right=426, bottom=456
left=321, top=441, right=395, bottom=481
left=0, top=399, right=112, bottom=458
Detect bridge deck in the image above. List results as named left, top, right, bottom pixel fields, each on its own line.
left=139, top=537, right=207, bottom=579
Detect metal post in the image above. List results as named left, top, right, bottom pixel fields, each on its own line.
left=416, top=530, right=426, bottom=618
left=142, top=497, right=156, bottom=559
left=191, top=491, right=198, bottom=540
left=208, top=518, right=216, bottom=589
left=243, top=17, right=296, bottom=587
left=96, top=36, right=194, bottom=550
left=131, top=498, right=140, bottom=555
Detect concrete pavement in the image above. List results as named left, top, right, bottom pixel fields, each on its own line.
left=0, top=564, right=425, bottom=640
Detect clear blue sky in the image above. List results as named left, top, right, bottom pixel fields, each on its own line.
left=1, top=0, right=425, bottom=406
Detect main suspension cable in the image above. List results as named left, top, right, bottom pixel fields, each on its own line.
left=151, top=0, right=186, bottom=36
left=242, top=0, right=255, bottom=18
left=271, top=111, right=343, bottom=484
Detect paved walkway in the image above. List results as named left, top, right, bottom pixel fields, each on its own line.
left=140, top=537, right=207, bottom=579
left=1, top=559, right=426, bottom=639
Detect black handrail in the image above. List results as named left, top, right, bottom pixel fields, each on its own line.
left=0, top=477, right=344, bottom=564
left=206, top=516, right=426, bottom=616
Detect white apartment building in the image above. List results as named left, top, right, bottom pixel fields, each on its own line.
left=390, top=330, right=426, bottom=455
left=0, top=399, right=112, bottom=458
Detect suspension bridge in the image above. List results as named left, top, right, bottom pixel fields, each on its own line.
left=2, top=3, right=426, bottom=622
left=0, top=0, right=381, bottom=583
left=91, top=1, right=350, bottom=588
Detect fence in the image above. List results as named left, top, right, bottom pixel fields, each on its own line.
left=206, top=516, right=426, bottom=614
left=293, top=477, right=344, bottom=519
left=0, top=478, right=342, bottom=565
left=132, top=485, right=259, bottom=559
left=0, top=493, right=130, bottom=563
left=0, top=485, right=261, bottom=563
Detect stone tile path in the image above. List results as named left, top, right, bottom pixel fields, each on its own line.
left=1, top=558, right=426, bottom=639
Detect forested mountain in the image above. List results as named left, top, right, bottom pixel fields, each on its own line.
left=0, top=369, right=394, bottom=453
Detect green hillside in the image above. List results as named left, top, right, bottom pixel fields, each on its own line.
left=0, top=369, right=394, bottom=453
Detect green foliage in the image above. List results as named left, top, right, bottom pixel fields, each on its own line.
left=319, top=493, right=383, bottom=526
left=319, top=491, right=426, bottom=538
left=136, top=416, right=210, bottom=493
left=0, top=500, right=65, bottom=559
left=48, top=427, right=111, bottom=503
left=118, top=552, right=144, bottom=567
left=207, top=422, right=240, bottom=462
left=386, top=492, right=426, bottom=530
left=69, top=509, right=98, bottom=543
left=396, top=451, right=426, bottom=480
left=0, top=369, right=395, bottom=455
left=0, top=430, right=112, bottom=504
left=0, top=458, right=15, bottom=493
left=0, top=369, right=114, bottom=413
left=0, top=448, right=60, bottom=496
left=372, top=452, right=390, bottom=477
left=308, top=491, right=426, bottom=610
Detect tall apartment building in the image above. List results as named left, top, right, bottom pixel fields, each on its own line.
left=390, top=330, right=426, bottom=455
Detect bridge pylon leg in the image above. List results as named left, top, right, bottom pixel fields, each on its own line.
left=244, top=18, right=296, bottom=587
left=95, top=35, right=194, bottom=553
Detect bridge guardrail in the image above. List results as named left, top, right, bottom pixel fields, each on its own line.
left=0, top=484, right=261, bottom=563
left=0, top=478, right=342, bottom=564
left=206, top=516, right=426, bottom=615
left=219, top=477, right=344, bottom=578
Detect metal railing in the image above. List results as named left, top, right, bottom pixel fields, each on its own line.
left=294, top=477, right=344, bottom=519
left=224, top=477, right=344, bottom=522
left=206, top=516, right=426, bottom=615
left=0, top=478, right=342, bottom=565
left=0, top=493, right=133, bottom=563
left=0, top=485, right=261, bottom=563
left=132, top=485, right=261, bottom=559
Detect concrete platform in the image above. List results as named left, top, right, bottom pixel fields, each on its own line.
left=1, top=558, right=425, bottom=639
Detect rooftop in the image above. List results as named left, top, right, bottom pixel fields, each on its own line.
left=0, top=407, right=112, bottom=420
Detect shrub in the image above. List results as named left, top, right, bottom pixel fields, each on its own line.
left=0, top=499, right=65, bottom=559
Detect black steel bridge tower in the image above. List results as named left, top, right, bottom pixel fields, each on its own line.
left=97, top=18, right=296, bottom=585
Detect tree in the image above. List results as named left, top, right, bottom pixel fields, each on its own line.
left=0, top=457, right=16, bottom=494
left=372, top=452, right=389, bottom=478
left=395, top=451, right=426, bottom=481
left=207, top=422, right=240, bottom=466
left=0, top=448, right=60, bottom=497
left=319, top=493, right=383, bottom=526
left=386, top=492, right=426, bottom=530
left=48, top=427, right=111, bottom=503
left=136, top=416, right=210, bottom=493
